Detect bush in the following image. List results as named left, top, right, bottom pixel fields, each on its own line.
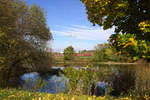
left=63, top=46, right=75, bottom=60
left=63, top=65, right=114, bottom=96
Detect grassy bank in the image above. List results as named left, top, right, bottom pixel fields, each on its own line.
left=0, top=89, right=135, bottom=100
left=0, top=89, right=108, bottom=100
left=53, top=56, right=137, bottom=66
left=53, top=56, right=92, bottom=66
left=0, top=89, right=150, bottom=100
left=54, top=61, right=138, bottom=66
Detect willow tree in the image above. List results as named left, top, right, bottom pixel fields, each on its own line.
left=0, top=0, right=52, bottom=87
left=80, top=0, right=150, bottom=61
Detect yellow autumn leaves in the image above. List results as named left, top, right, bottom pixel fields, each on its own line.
left=123, top=38, right=137, bottom=48
left=139, top=21, right=150, bottom=32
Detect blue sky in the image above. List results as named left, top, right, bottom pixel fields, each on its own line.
left=26, top=0, right=114, bottom=52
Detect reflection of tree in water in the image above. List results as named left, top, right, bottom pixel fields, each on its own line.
left=111, top=67, right=136, bottom=96
left=90, top=65, right=136, bottom=96
left=0, top=67, right=26, bottom=88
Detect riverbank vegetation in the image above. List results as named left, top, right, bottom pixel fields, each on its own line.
left=0, top=89, right=134, bottom=100
left=63, top=65, right=150, bottom=99
left=1, top=64, right=150, bottom=100
left=92, top=43, right=130, bottom=62
left=1, top=0, right=150, bottom=100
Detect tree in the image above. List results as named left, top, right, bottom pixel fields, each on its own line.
left=64, top=46, right=75, bottom=60
left=93, top=44, right=108, bottom=62
left=0, top=0, right=53, bottom=87
left=80, top=0, right=150, bottom=61
left=80, top=0, right=150, bottom=40
left=109, top=33, right=150, bottom=61
left=92, top=43, right=127, bottom=62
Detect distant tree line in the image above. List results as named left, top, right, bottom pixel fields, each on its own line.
left=63, top=45, right=129, bottom=62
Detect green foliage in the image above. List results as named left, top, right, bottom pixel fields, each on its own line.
left=2, top=88, right=150, bottom=100
left=63, top=46, right=75, bottom=60
left=92, top=43, right=128, bottom=62
left=0, top=0, right=53, bottom=87
left=80, top=0, right=150, bottom=41
left=135, top=66, right=150, bottom=95
left=139, top=20, right=150, bottom=33
left=93, top=44, right=109, bottom=62
left=81, top=0, right=150, bottom=61
left=128, top=66, right=150, bottom=100
left=0, top=89, right=117, bottom=100
left=109, top=33, right=150, bottom=61
left=63, top=66, right=96, bottom=95
left=80, top=0, right=128, bottom=29
left=63, top=66, right=114, bottom=95
left=22, top=77, right=46, bottom=92
left=1, top=65, right=150, bottom=99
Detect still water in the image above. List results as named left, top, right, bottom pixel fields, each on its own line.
left=20, top=66, right=108, bottom=94
left=19, top=64, right=150, bottom=96
left=21, top=69, right=66, bottom=93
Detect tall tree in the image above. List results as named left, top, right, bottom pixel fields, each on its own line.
left=0, top=0, right=53, bottom=87
left=80, top=0, right=150, bottom=61
left=80, top=0, right=150, bottom=40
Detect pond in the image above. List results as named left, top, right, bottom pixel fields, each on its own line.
left=1, top=64, right=150, bottom=96
left=21, top=71, right=66, bottom=93
left=18, top=64, right=150, bottom=96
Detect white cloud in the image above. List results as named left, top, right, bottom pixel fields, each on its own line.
left=52, top=25, right=114, bottom=41
left=71, top=42, right=94, bottom=51
left=51, top=25, right=115, bottom=52
left=52, top=42, right=94, bottom=52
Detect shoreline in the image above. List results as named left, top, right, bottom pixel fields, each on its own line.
left=53, top=61, right=140, bottom=66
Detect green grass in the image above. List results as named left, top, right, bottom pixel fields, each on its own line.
left=0, top=88, right=148, bottom=100
left=0, top=89, right=108, bottom=100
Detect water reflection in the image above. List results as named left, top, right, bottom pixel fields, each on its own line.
left=111, top=66, right=136, bottom=96
left=1, top=64, right=150, bottom=96
left=21, top=71, right=67, bottom=93
left=19, top=65, right=137, bottom=95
